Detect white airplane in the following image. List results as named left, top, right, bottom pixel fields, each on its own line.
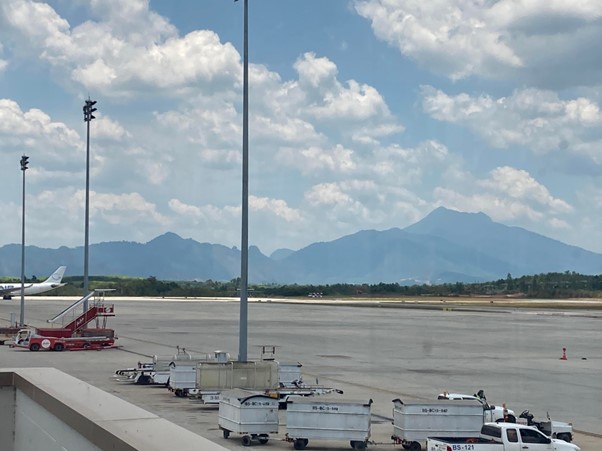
left=0, top=266, right=67, bottom=300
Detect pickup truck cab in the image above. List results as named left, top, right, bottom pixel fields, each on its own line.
left=438, top=392, right=516, bottom=423
left=427, top=423, right=580, bottom=451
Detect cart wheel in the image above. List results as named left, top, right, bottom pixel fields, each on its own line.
left=29, top=343, right=40, bottom=352
left=351, top=441, right=366, bottom=450
left=53, top=343, right=64, bottom=352
left=408, top=442, right=421, bottom=451
left=222, top=430, right=230, bottom=439
left=258, top=435, right=269, bottom=445
left=293, top=438, right=307, bottom=450
left=242, top=435, right=252, bottom=447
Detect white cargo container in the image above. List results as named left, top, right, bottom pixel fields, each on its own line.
left=285, top=398, right=372, bottom=450
left=218, top=389, right=280, bottom=446
left=278, top=362, right=303, bottom=387
left=196, top=360, right=279, bottom=391
left=392, top=399, right=485, bottom=451
left=168, top=360, right=204, bottom=396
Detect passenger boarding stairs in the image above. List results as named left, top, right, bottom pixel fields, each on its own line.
left=47, top=289, right=115, bottom=333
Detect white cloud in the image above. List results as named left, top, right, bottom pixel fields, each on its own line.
left=355, top=0, right=602, bottom=87
left=421, top=86, right=602, bottom=157
left=0, top=99, right=81, bottom=152
left=249, top=196, right=302, bottom=222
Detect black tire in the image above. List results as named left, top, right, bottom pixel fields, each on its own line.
left=294, top=438, right=307, bottom=450
left=409, top=442, right=421, bottom=451
left=222, top=429, right=230, bottom=439
left=136, top=375, right=151, bottom=385
left=53, top=343, right=64, bottom=352
left=29, top=343, right=40, bottom=352
left=258, top=435, right=269, bottom=445
left=351, top=441, right=366, bottom=450
left=242, top=435, right=252, bottom=447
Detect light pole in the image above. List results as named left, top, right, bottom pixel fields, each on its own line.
left=83, top=98, right=97, bottom=311
left=237, top=0, right=249, bottom=363
left=19, top=155, right=29, bottom=327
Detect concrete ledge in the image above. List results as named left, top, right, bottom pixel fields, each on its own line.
left=0, top=367, right=228, bottom=451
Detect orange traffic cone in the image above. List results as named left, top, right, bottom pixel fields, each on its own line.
left=560, top=347, right=567, bottom=360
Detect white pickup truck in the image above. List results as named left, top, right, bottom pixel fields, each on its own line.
left=427, top=423, right=580, bottom=451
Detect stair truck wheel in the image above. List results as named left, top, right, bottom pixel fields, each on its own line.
left=29, top=343, right=40, bottom=352
left=242, top=435, right=252, bottom=447
left=53, top=343, right=64, bottom=352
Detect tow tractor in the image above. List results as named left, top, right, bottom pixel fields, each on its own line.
left=11, top=289, right=116, bottom=352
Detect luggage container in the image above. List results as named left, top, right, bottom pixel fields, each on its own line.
left=392, top=399, right=484, bottom=451
left=218, top=389, right=280, bottom=446
left=285, top=398, right=372, bottom=450
left=189, top=360, right=279, bottom=404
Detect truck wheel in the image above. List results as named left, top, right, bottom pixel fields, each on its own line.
left=30, top=343, right=40, bottom=352
left=222, top=430, right=230, bottom=439
left=242, top=435, right=252, bottom=447
left=53, top=343, right=64, bottom=352
left=409, top=442, right=421, bottom=451
left=293, top=438, right=307, bottom=450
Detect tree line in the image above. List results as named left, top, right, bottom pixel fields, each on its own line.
left=13, top=271, right=599, bottom=299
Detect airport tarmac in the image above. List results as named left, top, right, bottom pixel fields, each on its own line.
left=1, top=297, right=601, bottom=450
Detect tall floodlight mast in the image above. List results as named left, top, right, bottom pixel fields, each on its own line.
left=19, top=155, right=29, bottom=327
left=82, top=98, right=97, bottom=312
left=236, top=0, right=249, bottom=363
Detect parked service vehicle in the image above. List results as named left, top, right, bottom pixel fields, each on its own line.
left=519, top=410, right=573, bottom=443
left=392, top=399, right=486, bottom=451
left=438, top=391, right=516, bottom=423
left=427, top=423, right=580, bottom=451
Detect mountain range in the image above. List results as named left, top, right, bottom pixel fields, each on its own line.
left=2, top=207, right=601, bottom=284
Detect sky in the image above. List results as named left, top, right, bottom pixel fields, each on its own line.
left=1, top=0, right=602, bottom=257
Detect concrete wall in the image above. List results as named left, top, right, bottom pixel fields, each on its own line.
left=0, top=367, right=228, bottom=451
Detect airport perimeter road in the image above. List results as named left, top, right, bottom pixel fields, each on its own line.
left=1, top=297, right=601, bottom=451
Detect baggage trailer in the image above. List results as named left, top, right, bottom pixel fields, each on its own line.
left=285, top=398, right=372, bottom=450
left=188, top=359, right=279, bottom=405
left=10, top=290, right=116, bottom=352
left=392, top=399, right=485, bottom=451
left=218, top=389, right=280, bottom=446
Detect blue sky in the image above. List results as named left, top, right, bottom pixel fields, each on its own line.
left=1, top=0, right=602, bottom=256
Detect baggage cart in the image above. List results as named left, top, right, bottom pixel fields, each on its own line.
left=218, top=389, right=280, bottom=446
left=392, top=399, right=484, bottom=451
left=285, top=398, right=372, bottom=450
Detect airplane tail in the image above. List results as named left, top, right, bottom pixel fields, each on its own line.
left=43, top=266, right=67, bottom=284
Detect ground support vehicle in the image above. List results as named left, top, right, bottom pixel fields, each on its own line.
left=427, top=423, right=580, bottom=451
left=438, top=391, right=516, bottom=423
left=115, top=347, right=201, bottom=385
left=285, top=397, right=372, bottom=450
left=188, top=359, right=279, bottom=405
left=519, top=410, right=573, bottom=443
left=10, top=290, right=116, bottom=352
left=393, top=399, right=486, bottom=451
left=218, top=389, right=279, bottom=446
left=167, top=350, right=230, bottom=396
